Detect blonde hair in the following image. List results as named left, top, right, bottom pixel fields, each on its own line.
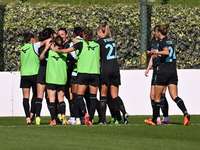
left=97, top=23, right=111, bottom=38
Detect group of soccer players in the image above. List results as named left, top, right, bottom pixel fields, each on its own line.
left=20, top=23, right=130, bottom=125
left=144, top=24, right=190, bottom=126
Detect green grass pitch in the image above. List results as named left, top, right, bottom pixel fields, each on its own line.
left=0, top=115, right=199, bottom=150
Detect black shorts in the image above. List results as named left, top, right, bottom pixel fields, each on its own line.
left=36, top=66, right=46, bottom=85
left=20, top=75, right=37, bottom=89
left=155, top=71, right=178, bottom=86
left=151, top=67, right=157, bottom=86
left=70, top=76, right=78, bottom=84
left=77, top=73, right=100, bottom=86
left=100, top=71, right=121, bottom=86
left=46, top=84, right=66, bottom=92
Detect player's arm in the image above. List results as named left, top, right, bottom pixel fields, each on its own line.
left=39, top=41, right=50, bottom=60
left=145, top=56, right=153, bottom=77
left=147, top=47, right=169, bottom=56
left=52, top=46, right=75, bottom=53
left=39, top=38, right=52, bottom=47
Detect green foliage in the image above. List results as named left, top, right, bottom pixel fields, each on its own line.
left=0, top=2, right=200, bottom=71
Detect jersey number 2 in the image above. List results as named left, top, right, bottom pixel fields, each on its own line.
left=106, top=43, right=117, bottom=60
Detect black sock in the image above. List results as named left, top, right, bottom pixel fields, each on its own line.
left=30, top=96, right=36, bottom=115
left=151, top=99, right=154, bottom=110
left=115, top=110, right=122, bottom=121
left=77, top=95, right=86, bottom=115
left=89, top=94, right=97, bottom=122
left=35, top=98, right=43, bottom=117
left=99, top=97, right=107, bottom=122
left=113, top=96, right=126, bottom=115
left=72, top=93, right=79, bottom=118
left=49, top=102, right=56, bottom=121
left=174, top=97, right=188, bottom=116
left=152, top=102, right=161, bottom=123
left=23, top=98, right=30, bottom=118
left=59, top=101, right=66, bottom=115
left=160, top=95, right=168, bottom=117
left=46, top=97, right=50, bottom=112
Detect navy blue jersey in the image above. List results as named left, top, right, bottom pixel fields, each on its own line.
left=96, top=38, right=119, bottom=72
left=158, top=36, right=176, bottom=73
left=151, top=38, right=160, bottom=67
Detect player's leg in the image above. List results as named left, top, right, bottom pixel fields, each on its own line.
left=168, top=84, right=190, bottom=125
left=160, top=86, right=169, bottom=124
left=99, top=84, right=108, bottom=124
left=22, top=88, right=31, bottom=124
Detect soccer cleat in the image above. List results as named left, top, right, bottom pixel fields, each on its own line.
left=74, top=118, right=81, bottom=125
left=124, top=113, right=130, bottom=124
left=30, top=113, right=35, bottom=124
left=84, top=113, right=90, bottom=125
left=57, top=114, right=62, bottom=122
left=88, top=121, right=93, bottom=125
left=114, top=120, right=119, bottom=124
left=67, top=117, right=76, bottom=125
left=50, top=119, right=56, bottom=126
left=99, top=121, right=107, bottom=125
left=62, top=114, right=67, bottom=125
left=161, top=120, right=170, bottom=125
left=36, top=117, right=41, bottom=125
left=144, top=118, right=152, bottom=124
left=184, top=114, right=190, bottom=126
left=110, top=118, right=115, bottom=124
left=157, top=120, right=163, bottom=125
left=26, top=117, right=32, bottom=125
left=144, top=119, right=156, bottom=125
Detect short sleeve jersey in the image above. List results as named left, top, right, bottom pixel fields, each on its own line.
left=96, top=38, right=119, bottom=73
left=158, top=36, right=176, bottom=73
left=151, top=38, right=160, bottom=67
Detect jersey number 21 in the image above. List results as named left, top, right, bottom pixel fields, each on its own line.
left=106, top=43, right=117, bottom=60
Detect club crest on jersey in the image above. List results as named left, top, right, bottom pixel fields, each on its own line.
left=21, top=47, right=30, bottom=54
left=88, top=46, right=98, bottom=50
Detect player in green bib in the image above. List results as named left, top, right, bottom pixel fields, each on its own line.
left=52, top=28, right=100, bottom=125
left=45, top=36, right=68, bottom=125
left=20, top=32, right=50, bottom=125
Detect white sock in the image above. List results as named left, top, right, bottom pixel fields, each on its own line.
left=157, top=117, right=160, bottom=121
left=163, top=117, right=168, bottom=121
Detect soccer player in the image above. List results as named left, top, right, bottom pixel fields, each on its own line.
left=96, top=23, right=129, bottom=124
left=145, top=24, right=190, bottom=126
left=52, top=28, right=100, bottom=125
left=44, top=36, right=69, bottom=125
left=145, top=25, right=169, bottom=124
left=20, top=32, right=49, bottom=124
left=35, top=28, right=55, bottom=125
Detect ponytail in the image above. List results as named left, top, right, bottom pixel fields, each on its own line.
left=84, top=28, right=93, bottom=50
left=158, top=24, right=169, bottom=36
left=97, top=22, right=111, bottom=38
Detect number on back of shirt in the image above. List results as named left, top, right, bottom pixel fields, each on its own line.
left=166, top=46, right=176, bottom=62
left=105, top=43, right=117, bottom=60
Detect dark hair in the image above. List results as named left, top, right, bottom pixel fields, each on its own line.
left=23, top=32, right=35, bottom=43
left=158, top=24, right=169, bottom=36
left=84, top=28, right=93, bottom=50
left=97, top=22, right=111, bottom=38
left=58, top=28, right=68, bottom=34
left=152, top=25, right=161, bottom=39
left=54, top=35, right=63, bottom=47
left=73, top=27, right=84, bottom=38
left=39, top=28, right=54, bottom=41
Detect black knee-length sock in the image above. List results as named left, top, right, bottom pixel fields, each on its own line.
left=99, top=96, right=107, bottom=122
left=160, top=95, right=168, bottom=117
left=59, top=101, right=66, bottom=115
left=89, top=94, right=97, bottom=122
left=35, top=98, right=43, bottom=117
left=174, top=97, right=188, bottom=116
left=77, top=95, right=86, bottom=115
left=152, top=102, right=161, bottom=124
left=113, top=96, right=126, bottom=115
left=23, top=98, right=30, bottom=118
left=49, top=102, right=56, bottom=121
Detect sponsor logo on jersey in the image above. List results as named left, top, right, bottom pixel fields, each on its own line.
left=21, top=47, right=30, bottom=54
left=88, top=45, right=98, bottom=50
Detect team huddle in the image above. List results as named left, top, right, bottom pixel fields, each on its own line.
left=20, top=24, right=129, bottom=125
left=20, top=23, right=190, bottom=126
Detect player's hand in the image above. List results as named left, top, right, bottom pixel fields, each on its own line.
left=73, top=38, right=78, bottom=44
left=147, top=50, right=153, bottom=55
left=145, top=70, right=149, bottom=77
left=51, top=44, right=59, bottom=52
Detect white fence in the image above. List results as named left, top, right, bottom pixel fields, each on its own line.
left=0, top=70, right=199, bottom=117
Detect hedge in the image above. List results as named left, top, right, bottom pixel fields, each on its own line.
left=0, top=2, right=200, bottom=71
